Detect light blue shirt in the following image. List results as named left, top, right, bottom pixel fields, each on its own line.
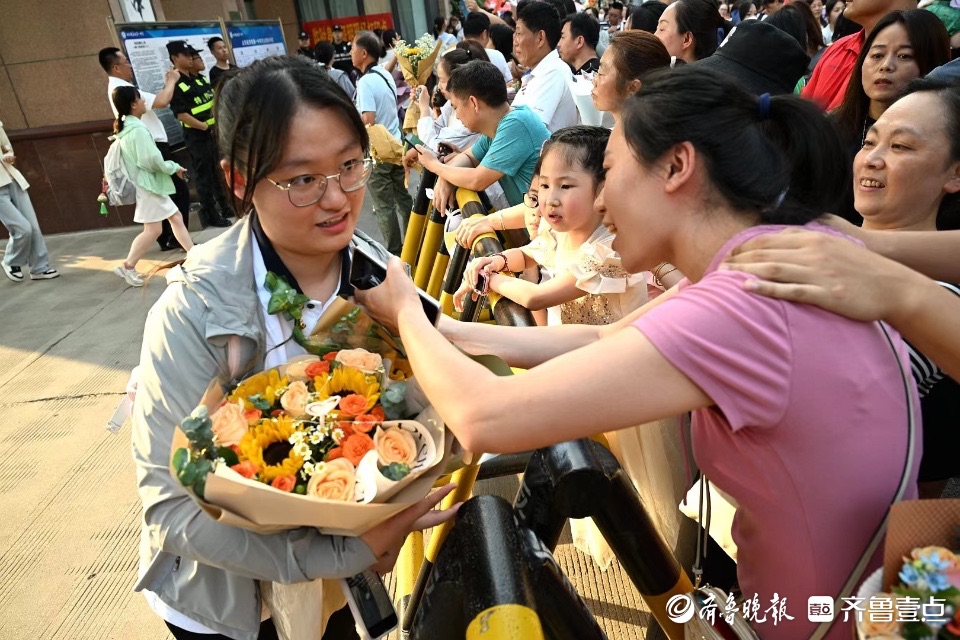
left=355, top=65, right=400, bottom=140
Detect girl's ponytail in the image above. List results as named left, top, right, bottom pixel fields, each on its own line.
left=111, top=86, right=140, bottom=135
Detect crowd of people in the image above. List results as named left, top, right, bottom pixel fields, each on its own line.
left=3, top=0, right=955, bottom=637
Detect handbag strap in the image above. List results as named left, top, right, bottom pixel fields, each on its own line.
left=808, top=321, right=916, bottom=640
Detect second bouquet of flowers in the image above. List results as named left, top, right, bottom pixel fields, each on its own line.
left=171, top=347, right=449, bottom=537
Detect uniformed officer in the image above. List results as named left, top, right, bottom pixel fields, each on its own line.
left=331, top=25, right=355, bottom=78
left=296, top=31, right=313, bottom=58
left=167, top=40, right=231, bottom=228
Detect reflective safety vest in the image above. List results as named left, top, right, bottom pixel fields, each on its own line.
left=177, top=74, right=216, bottom=128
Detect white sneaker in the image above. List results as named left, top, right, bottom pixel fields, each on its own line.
left=114, top=265, right=144, bottom=287
left=30, top=269, right=60, bottom=280
left=2, top=264, right=23, bottom=283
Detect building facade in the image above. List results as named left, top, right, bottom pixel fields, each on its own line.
left=0, top=0, right=436, bottom=235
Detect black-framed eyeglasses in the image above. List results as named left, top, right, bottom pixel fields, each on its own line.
left=266, top=157, right=375, bottom=207
left=523, top=192, right=539, bottom=209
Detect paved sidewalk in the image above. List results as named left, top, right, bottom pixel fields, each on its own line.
left=0, top=215, right=652, bottom=638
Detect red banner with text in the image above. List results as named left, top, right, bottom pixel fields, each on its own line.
left=303, top=13, right=395, bottom=45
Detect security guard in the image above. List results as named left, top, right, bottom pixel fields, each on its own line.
left=167, top=40, right=231, bottom=228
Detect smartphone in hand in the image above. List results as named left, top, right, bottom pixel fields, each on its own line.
left=340, top=571, right=398, bottom=640
left=350, top=245, right=442, bottom=327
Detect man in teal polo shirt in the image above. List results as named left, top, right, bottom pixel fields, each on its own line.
left=415, top=60, right=550, bottom=217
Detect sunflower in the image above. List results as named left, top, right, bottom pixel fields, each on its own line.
left=229, top=369, right=288, bottom=410
left=316, top=366, right=380, bottom=412
left=237, top=415, right=303, bottom=482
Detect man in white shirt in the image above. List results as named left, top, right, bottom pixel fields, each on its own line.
left=352, top=31, right=412, bottom=256
left=99, top=46, right=191, bottom=250
left=463, top=12, right=513, bottom=83
left=510, top=1, right=579, bottom=132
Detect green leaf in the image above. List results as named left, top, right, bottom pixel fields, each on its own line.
left=380, top=462, right=411, bottom=481
left=295, top=484, right=307, bottom=495
left=172, top=448, right=189, bottom=474
left=265, top=272, right=279, bottom=291
left=193, top=476, right=206, bottom=500
left=178, top=462, right=199, bottom=486
left=249, top=394, right=271, bottom=411
left=217, top=446, right=239, bottom=467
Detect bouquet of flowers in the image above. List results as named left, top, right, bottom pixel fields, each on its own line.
left=172, top=347, right=447, bottom=535
left=393, top=33, right=442, bottom=132
left=857, top=500, right=960, bottom=640
left=858, top=545, right=960, bottom=640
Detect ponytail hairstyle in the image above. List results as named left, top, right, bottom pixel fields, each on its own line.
left=621, top=66, right=848, bottom=223
left=673, top=0, right=726, bottom=60
left=539, top=125, right=611, bottom=187
left=446, top=39, right=492, bottom=72
left=214, top=55, right=368, bottom=217
left=111, top=85, right=140, bottom=134
left=834, top=10, right=949, bottom=143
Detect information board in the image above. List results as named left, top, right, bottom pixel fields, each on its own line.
left=118, top=23, right=222, bottom=94
left=227, top=21, right=286, bottom=67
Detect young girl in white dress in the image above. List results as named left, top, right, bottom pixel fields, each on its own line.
left=455, top=125, right=690, bottom=569
left=111, top=86, right=194, bottom=287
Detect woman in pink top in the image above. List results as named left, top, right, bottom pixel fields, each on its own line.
left=357, top=66, right=920, bottom=639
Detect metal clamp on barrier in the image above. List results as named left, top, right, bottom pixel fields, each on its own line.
left=409, top=495, right=606, bottom=640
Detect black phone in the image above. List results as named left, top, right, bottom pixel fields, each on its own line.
left=350, top=245, right=442, bottom=327
left=340, top=571, right=398, bottom=640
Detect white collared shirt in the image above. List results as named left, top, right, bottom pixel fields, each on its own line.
left=107, top=76, right=168, bottom=143
left=510, top=50, right=579, bottom=133
left=252, top=241, right=343, bottom=370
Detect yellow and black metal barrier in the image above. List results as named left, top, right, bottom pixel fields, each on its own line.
left=514, top=439, right=695, bottom=640
left=400, top=170, right=437, bottom=269
left=407, top=494, right=607, bottom=640
left=459, top=229, right=537, bottom=327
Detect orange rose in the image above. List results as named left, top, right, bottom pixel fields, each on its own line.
left=335, top=348, right=383, bottom=374
left=369, top=406, right=385, bottom=422
left=231, top=460, right=259, bottom=479
left=305, top=361, right=330, bottom=377
left=374, top=426, right=417, bottom=466
left=354, top=414, right=379, bottom=433
left=341, top=433, right=375, bottom=466
left=280, top=380, right=310, bottom=416
left=335, top=421, right=355, bottom=438
left=338, top=394, right=369, bottom=417
left=306, top=458, right=356, bottom=501
left=211, top=400, right=249, bottom=447
left=271, top=474, right=296, bottom=492
left=322, top=351, right=339, bottom=361
left=242, top=408, right=262, bottom=425
left=326, top=447, right=343, bottom=461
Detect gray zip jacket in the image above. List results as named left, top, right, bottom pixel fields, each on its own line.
left=131, top=215, right=389, bottom=639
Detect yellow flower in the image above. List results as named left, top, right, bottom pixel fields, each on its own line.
left=229, top=369, right=288, bottom=409
left=405, top=47, right=420, bottom=56
left=316, top=366, right=380, bottom=411
left=238, top=415, right=303, bottom=482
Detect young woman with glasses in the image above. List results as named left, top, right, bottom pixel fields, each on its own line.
left=129, top=56, right=458, bottom=640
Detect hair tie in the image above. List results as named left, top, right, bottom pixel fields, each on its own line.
left=758, top=93, right=772, bottom=120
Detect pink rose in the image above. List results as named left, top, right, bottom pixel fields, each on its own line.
left=306, top=458, right=356, bottom=502
left=374, top=426, right=417, bottom=466
left=280, top=381, right=310, bottom=416
left=210, top=400, right=249, bottom=447
left=335, top=348, right=383, bottom=374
